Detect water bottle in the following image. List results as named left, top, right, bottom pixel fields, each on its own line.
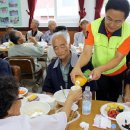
left=82, top=86, right=92, bottom=115
left=111, top=124, right=117, bottom=130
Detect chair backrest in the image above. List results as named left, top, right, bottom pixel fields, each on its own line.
left=11, top=65, right=21, bottom=82
left=8, top=56, right=35, bottom=79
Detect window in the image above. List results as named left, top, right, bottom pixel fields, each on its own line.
left=101, top=0, right=130, bottom=23
left=34, top=0, right=79, bottom=27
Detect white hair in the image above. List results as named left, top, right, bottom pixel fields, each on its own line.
left=50, top=31, right=70, bottom=44
left=48, top=19, right=56, bottom=26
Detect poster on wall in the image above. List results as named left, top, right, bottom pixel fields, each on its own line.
left=0, top=0, right=22, bottom=27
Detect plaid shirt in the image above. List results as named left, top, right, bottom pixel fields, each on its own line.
left=41, top=30, right=53, bottom=43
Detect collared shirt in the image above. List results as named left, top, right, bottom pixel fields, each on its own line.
left=0, top=33, right=10, bottom=44
left=26, top=30, right=43, bottom=42
left=53, top=52, right=79, bottom=88
left=60, top=57, right=71, bottom=88
left=41, top=30, right=53, bottom=43
left=8, top=43, right=45, bottom=72
left=73, top=31, right=85, bottom=47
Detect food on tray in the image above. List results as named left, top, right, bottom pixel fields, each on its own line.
left=105, top=103, right=124, bottom=118
left=27, top=94, right=39, bottom=102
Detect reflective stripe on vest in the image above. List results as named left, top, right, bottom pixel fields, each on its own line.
left=91, top=18, right=130, bottom=74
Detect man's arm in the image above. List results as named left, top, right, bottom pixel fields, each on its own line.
left=70, top=44, right=93, bottom=83
left=91, top=51, right=125, bottom=80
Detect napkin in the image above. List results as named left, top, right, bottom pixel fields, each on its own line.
left=93, top=114, right=111, bottom=129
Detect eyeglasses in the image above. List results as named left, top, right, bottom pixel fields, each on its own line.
left=16, top=97, right=23, bottom=100
left=105, top=16, right=124, bottom=26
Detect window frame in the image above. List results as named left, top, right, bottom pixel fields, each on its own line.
left=34, top=0, right=80, bottom=27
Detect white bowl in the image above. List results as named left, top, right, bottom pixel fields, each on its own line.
left=53, top=89, right=70, bottom=106
left=19, top=87, right=28, bottom=96
left=36, top=94, right=56, bottom=109
left=116, top=111, right=130, bottom=130
left=22, top=94, right=56, bottom=110
left=20, top=101, right=50, bottom=117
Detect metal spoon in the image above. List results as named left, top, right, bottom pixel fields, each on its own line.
left=60, top=86, right=67, bottom=99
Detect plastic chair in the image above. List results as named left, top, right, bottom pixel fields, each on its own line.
left=11, top=65, right=21, bottom=82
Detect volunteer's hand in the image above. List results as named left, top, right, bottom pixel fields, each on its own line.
left=90, top=67, right=102, bottom=80
left=70, top=67, right=84, bottom=84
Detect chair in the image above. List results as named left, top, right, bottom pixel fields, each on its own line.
left=8, top=56, right=43, bottom=87
left=11, top=65, right=21, bottom=82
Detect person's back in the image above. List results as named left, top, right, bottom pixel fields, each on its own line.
left=0, top=58, right=12, bottom=76
left=8, top=31, right=45, bottom=72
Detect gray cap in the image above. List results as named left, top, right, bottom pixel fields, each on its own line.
left=6, top=24, right=14, bottom=28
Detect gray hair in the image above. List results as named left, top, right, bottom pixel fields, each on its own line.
left=48, top=19, right=56, bottom=26
left=50, top=31, right=70, bottom=44
left=32, top=19, right=39, bottom=27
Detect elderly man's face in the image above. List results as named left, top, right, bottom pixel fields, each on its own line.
left=49, top=22, right=56, bottom=31
left=52, top=35, right=70, bottom=60
left=6, top=27, right=14, bottom=33
left=16, top=31, right=26, bottom=44
left=30, top=20, right=38, bottom=29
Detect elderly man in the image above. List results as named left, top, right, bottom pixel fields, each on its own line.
left=8, top=30, right=45, bottom=72
left=0, top=24, right=14, bottom=44
left=41, top=20, right=56, bottom=44
left=26, top=19, right=43, bottom=42
left=42, top=31, right=96, bottom=94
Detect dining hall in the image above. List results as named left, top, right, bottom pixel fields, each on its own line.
left=0, top=0, right=130, bottom=130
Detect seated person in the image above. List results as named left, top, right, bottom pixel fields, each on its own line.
left=42, top=31, right=96, bottom=94
left=47, top=26, right=77, bottom=61
left=0, top=24, right=14, bottom=44
left=124, top=70, right=130, bottom=102
left=26, top=19, right=43, bottom=42
left=0, top=58, right=12, bottom=76
left=41, top=20, right=56, bottom=44
left=8, top=30, right=45, bottom=72
left=73, top=18, right=89, bottom=47
left=0, top=76, right=82, bottom=130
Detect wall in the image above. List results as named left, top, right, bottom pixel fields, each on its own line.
left=20, top=0, right=95, bottom=27
left=84, top=0, right=95, bottom=22
left=21, top=0, right=29, bottom=27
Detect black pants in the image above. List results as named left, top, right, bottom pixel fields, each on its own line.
left=96, top=72, right=124, bottom=102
